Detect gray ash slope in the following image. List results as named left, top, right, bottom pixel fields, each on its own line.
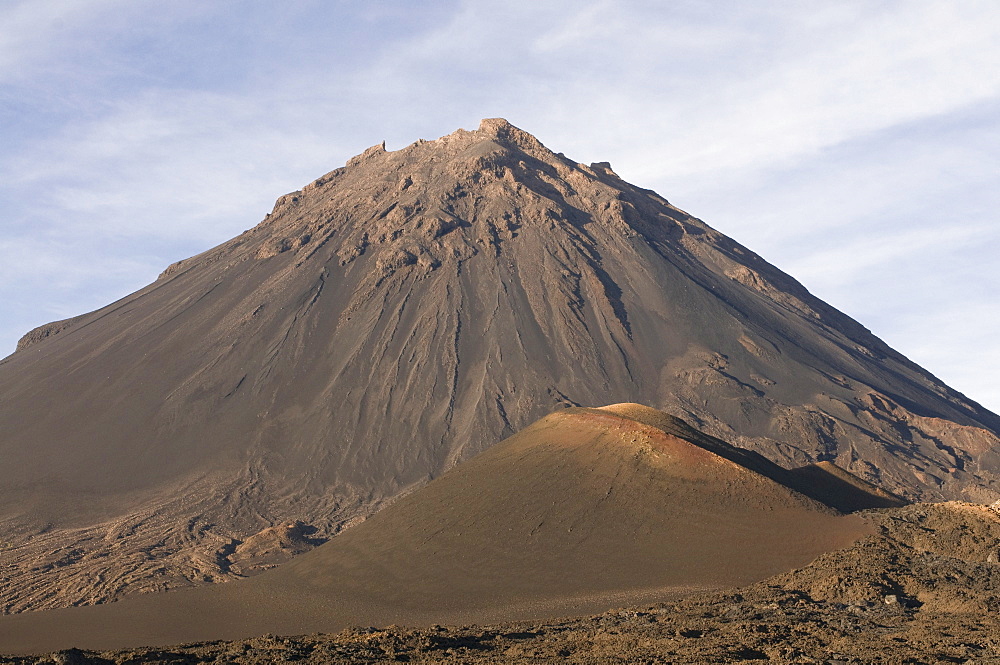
left=1, top=118, right=997, bottom=612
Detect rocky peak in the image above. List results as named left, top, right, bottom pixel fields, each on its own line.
left=241, top=119, right=672, bottom=273
left=473, top=117, right=550, bottom=154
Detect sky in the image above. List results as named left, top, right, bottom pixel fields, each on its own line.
left=1, top=0, right=998, bottom=412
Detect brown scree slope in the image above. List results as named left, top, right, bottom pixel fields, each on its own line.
left=5, top=503, right=998, bottom=665
left=0, top=404, right=873, bottom=655
left=20, top=502, right=1000, bottom=665
left=0, top=119, right=996, bottom=612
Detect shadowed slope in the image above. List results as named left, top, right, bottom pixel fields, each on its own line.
left=0, top=119, right=996, bottom=612
left=596, top=404, right=907, bottom=513
left=0, top=406, right=870, bottom=654
left=786, top=461, right=908, bottom=513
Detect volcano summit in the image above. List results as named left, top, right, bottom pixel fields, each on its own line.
left=1, top=118, right=998, bottom=613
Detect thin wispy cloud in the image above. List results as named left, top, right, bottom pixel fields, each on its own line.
left=0, top=0, right=127, bottom=80
left=0, top=0, right=997, bottom=410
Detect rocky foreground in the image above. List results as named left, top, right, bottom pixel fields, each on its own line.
left=6, top=502, right=999, bottom=664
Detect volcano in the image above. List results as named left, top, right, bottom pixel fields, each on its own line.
left=0, top=404, right=874, bottom=654
left=1, top=118, right=997, bottom=612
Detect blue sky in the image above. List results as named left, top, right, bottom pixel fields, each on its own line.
left=2, top=0, right=998, bottom=412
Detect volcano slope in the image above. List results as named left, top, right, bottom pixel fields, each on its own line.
left=0, top=119, right=997, bottom=612
left=14, top=503, right=992, bottom=665
left=0, top=404, right=877, bottom=654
